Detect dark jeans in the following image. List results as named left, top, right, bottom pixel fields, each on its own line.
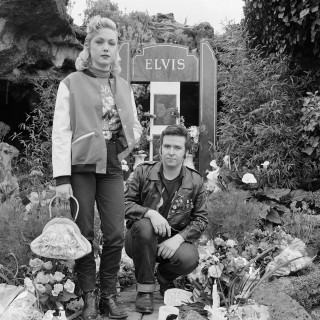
left=70, top=142, right=124, bottom=294
left=124, top=218, right=199, bottom=292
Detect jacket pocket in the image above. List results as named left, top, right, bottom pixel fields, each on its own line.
left=72, top=132, right=96, bottom=144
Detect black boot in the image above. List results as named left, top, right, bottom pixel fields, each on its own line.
left=135, top=292, right=153, bottom=314
left=99, top=293, right=128, bottom=319
left=82, top=290, right=98, bottom=320
left=157, top=270, right=175, bottom=296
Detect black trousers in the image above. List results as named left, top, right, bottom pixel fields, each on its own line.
left=125, top=218, right=199, bottom=292
left=71, top=141, right=124, bottom=294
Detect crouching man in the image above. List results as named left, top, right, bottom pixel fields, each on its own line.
left=124, top=125, right=208, bottom=314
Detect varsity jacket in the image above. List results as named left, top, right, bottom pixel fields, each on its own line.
left=52, top=70, right=142, bottom=181
left=125, top=162, right=208, bottom=243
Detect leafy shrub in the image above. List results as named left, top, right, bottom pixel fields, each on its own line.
left=243, top=0, right=320, bottom=58
left=210, top=24, right=316, bottom=189
left=282, top=201, right=316, bottom=244
left=0, top=198, right=50, bottom=269
left=11, top=78, right=58, bottom=189
left=206, top=188, right=260, bottom=241
left=299, top=91, right=320, bottom=160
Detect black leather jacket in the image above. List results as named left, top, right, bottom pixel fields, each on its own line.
left=124, top=161, right=208, bottom=243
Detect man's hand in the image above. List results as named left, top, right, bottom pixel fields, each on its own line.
left=157, top=234, right=184, bottom=259
left=144, top=209, right=171, bottom=237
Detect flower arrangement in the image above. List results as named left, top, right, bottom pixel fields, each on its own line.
left=187, top=125, right=206, bottom=156
left=24, top=258, right=82, bottom=316
left=187, top=227, right=311, bottom=319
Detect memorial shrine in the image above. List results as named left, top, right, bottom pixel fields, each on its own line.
left=119, top=41, right=217, bottom=174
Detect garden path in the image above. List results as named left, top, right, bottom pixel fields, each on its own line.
left=100, top=284, right=163, bottom=320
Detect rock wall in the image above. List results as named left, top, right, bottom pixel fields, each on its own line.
left=0, top=0, right=82, bottom=81
left=0, top=2, right=214, bottom=81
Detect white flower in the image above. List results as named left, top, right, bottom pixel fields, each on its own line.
left=53, top=271, right=65, bottom=282
left=36, top=271, right=51, bottom=284
left=28, top=190, right=49, bottom=207
left=242, top=173, right=257, bottom=184
left=24, top=277, right=35, bottom=292
left=42, top=310, right=55, bottom=320
left=29, top=258, right=44, bottom=272
left=64, top=279, right=75, bottom=293
left=208, top=263, right=224, bottom=278
left=226, top=239, right=237, bottom=247
left=36, top=283, right=46, bottom=293
left=52, top=283, right=64, bottom=296
left=261, top=161, right=270, bottom=169
left=233, top=257, right=248, bottom=268
left=209, top=160, right=219, bottom=170
left=122, top=164, right=129, bottom=172
left=214, top=237, right=225, bottom=246
left=43, top=261, right=53, bottom=270
left=223, top=155, right=231, bottom=169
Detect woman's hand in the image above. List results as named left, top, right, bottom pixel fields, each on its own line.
left=56, top=183, right=73, bottom=200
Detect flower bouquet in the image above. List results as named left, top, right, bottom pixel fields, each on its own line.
left=187, top=125, right=206, bottom=156
left=24, top=258, right=82, bottom=317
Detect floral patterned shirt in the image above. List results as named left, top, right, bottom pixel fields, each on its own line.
left=100, top=81, right=122, bottom=140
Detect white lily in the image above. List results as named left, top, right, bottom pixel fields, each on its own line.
left=242, top=173, right=257, bottom=184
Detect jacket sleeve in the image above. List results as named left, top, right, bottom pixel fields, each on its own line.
left=179, top=180, right=208, bottom=243
left=130, top=90, right=143, bottom=144
left=124, top=167, right=149, bottom=220
left=52, top=82, right=72, bottom=179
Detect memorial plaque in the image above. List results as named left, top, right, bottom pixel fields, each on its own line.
left=132, top=44, right=199, bottom=82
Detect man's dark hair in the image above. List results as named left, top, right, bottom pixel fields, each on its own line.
left=160, top=124, right=191, bottom=152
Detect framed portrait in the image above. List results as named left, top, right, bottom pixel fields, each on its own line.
left=149, top=82, right=180, bottom=160
left=154, top=94, right=177, bottom=126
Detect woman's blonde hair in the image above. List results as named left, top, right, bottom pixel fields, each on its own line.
left=75, top=15, right=121, bottom=74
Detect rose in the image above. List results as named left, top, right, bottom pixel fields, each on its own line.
left=24, top=277, right=35, bottom=292
left=36, top=283, right=47, bottom=294
left=43, top=261, right=53, bottom=270
left=29, top=258, right=44, bottom=272
left=64, top=279, right=75, bottom=293
left=52, top=283, right=64, bottom=296
left=208, top=263, right=224, bottom=278
left=36, top=271, right=51, bottom=284
left=53, top=271, right=65, bottom=282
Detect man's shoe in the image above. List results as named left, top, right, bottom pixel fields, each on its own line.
left=135, top=292, right=153, bottom=314
left=82, top=290, right=98, bottom=320
left=157, top=270, right=175, bottom=296
left=99, top=293, right=128, bottom=319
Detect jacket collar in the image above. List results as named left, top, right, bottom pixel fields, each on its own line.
left=148, top=162, right=193, bottom=189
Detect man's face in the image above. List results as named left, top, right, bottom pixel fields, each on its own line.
left=160, top=135, right=187, bottom=169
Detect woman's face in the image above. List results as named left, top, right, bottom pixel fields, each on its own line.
left=89, top=28, right=118, bottom=70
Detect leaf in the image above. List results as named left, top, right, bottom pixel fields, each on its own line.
left=266, top=208, right=281, bottom=224
left=286, top=189, right=309, bottom=202
left=303, top=146, right=314, bottom=155
left=300, top=8, right=310, bottom=18
left=262, top=187, right=291, bottom=200
left=311, top=6, right=319, bottom=13
left=250, top=201, right=270, bottom=219
left=59, top=291, right=77, bottom=302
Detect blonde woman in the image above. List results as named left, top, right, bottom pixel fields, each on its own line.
left=52, top=16, right=142, bottom=320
